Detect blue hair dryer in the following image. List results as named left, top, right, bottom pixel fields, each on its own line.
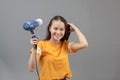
left=23, top=18, right=43, bottom=38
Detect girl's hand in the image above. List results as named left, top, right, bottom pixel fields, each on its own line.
left=67, top=23, right=77, bottom=32
left=30, top=35, right=39, bottom=47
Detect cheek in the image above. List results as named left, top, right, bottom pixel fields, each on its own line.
left=49, top=28, right=54, bottom=34
left=50, top=30, right=56, bottom=36
left=61, top=31, right=65, bottom=36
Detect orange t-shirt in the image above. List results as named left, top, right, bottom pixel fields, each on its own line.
left=36, top=40, right=72, bottom=80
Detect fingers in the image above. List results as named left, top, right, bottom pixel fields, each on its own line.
left=32, top=38, right=38, bottom=44
left=30, top=36, right=39, bottom=45
left=67, top=23, right=75, bottom=28
left=67, top=23, right=75, bottom=32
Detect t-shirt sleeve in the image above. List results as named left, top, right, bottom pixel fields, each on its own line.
left=68, top=42, right=77, bottom=53
left=29, top=41, right=43, bottom=55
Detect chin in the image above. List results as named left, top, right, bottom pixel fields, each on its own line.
left=54, top=37, right=62, bottom=41
left=54, top=38, right=60, bottom=41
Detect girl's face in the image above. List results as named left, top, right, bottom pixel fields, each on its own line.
left=49, top=20, right=65, bottom=42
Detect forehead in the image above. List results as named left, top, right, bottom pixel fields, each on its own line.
left=51, top=20, right=65, bottom=28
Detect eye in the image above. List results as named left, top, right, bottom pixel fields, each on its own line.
left=60, top=28, right=64, bottom=31
left=54, top=27, right=58, bottom=30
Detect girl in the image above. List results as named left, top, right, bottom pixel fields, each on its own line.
left=28, top=15, right=88, bottom=80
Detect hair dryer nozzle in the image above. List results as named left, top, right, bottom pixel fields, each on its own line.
left=35, top=19, right=43, bottom=25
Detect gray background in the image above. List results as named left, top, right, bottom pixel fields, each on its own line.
left=0, top=0, right=120, bottom=80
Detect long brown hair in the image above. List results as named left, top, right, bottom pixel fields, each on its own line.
left=44, top=15, right=71, bottom=41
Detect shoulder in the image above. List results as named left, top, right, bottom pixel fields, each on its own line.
left=61, top=40, right=68, bottom=45
left=61, top=40, right=69, bottom=48
left=37, top=40, right=46, bottom=48
left=63, top=40, right=68, bottom=44
left=38, top=40, right=46, bottom=44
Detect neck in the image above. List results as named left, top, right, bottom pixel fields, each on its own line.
left=49, top=39, right=60, bottom=44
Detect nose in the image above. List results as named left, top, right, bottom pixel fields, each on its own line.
left=56, top=30, right=61, bottom=35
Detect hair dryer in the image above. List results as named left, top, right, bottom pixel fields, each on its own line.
left=23, top=18, right=43, bottom=38
left=23, top=19, right=42, bottom=79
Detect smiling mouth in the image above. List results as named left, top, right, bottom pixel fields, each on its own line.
left=55, top=35, right=60, bottom=38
